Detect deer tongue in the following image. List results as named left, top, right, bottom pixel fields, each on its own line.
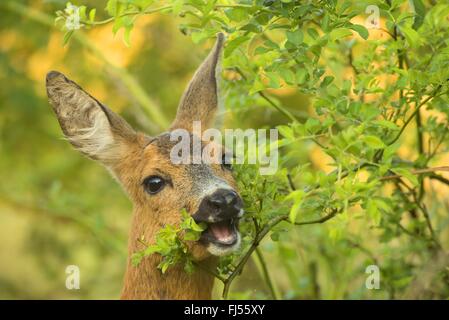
left=209, top=221, right=234, bottom=243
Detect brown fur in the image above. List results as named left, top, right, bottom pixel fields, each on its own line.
left=46, top=34, right=235, bottom=299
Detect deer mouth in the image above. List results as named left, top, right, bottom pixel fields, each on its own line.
left=200, top=218, right=240, bottom=248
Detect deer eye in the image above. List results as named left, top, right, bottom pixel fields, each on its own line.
left=221, top=154, right=232, bottom=171
left=143, top=176, right=166, bottom=194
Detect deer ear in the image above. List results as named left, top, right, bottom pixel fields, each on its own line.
left=46, top=71, right=138, bottom=166
left=170, top=33, right=225, bottom=132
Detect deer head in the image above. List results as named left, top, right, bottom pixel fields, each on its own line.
left=46, top=34, right=244, bottom=299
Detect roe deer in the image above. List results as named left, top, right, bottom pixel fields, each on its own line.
left=46, top=33, right=244, bottom=299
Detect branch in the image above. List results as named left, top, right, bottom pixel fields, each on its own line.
left=388, top=86, right=442, bottom=146
left=234, top=67, right=299, bottom=123
left=76, top=3, right=275, bottom=26
left=291, top=209, right=338, bottom=226
left=221, top=209, right=338, bottom=299
left=255, top=248, right=278, bottom=300
left=379, top=166, right=449, bottom=181
left=429, top=174, right=449, bottom=186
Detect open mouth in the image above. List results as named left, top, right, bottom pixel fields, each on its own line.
left=200, top=218, right=239, bottom=247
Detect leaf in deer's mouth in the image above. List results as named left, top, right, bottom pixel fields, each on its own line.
left=201, top=219, right=239, bottom=246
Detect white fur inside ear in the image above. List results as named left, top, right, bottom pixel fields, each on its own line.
left=68, top=108, right=115, bottom=158
left=47, top=72, right=135, bottom=165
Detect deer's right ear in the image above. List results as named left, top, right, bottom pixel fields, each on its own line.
left=170, top=33, right=225, bottom=132
left=46, top=71, right=138, bottom=166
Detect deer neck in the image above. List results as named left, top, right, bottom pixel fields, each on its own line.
left=121, top=207, right=216, bottom=300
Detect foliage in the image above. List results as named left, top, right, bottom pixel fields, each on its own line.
left=131, top=209, right=206, bottom=274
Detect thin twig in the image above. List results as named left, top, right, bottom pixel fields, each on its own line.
left=379, top=166, right=449, bottom=181
left=234, top=67, right=298, bottom=123
left=388, top=86, right=442, bottom=146
left=429, top=174, right=449, bottom=186
left=287, top=173, right=296, bottom=191
left=255, top=248, right=278, bottom=300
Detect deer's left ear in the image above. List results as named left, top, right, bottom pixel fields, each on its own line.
left=46, top=71, right=138, bottom=166
left=170, top=33, right=225, bottom=132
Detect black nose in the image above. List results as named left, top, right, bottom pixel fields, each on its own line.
left=208, top=189, right=238, bottom=209
left=197, top=189, right=242, bottom=221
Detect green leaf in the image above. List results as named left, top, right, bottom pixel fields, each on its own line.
left=277, top=125, right=294, bottom=140
left=372, top=120, right=400, bottom=131
left=367, top=199, right=381, bottom=225
left=106, top=0, right=117, bottom=16
left=224, top=8, right=249, bottom=22
left=279, top=67, right=296, bottom=85
left=62, top=30, right=74, bottom=46
left=329, top=28, right=352, bottom=41
left=270, top=232, right=280, bottom=242
left=249, top=73, right=265, bottom=95
left=349, top=24, right=369, bottom=40
left=393, top=276, right=414, bottom=288
left=184, top=230, right=201, bottom=241
left=296, top=68, right=307, bottom=84
left=131, top=251, right=144, bottom=267
left=286, top=190, right=305, bottom=223
left=190, top=219, right=206, bottom=232
left=391, top=168, right=419, bottom=186
left=307, top=28, right=319, bottom=40
left=286, top=29, right=303, bottom=45
left=412, top=0, right=426, bottom=30
left=266, top=72, right=281, bottom=89
left=89, top=8, right=96, bottom=22
left=305, top=118, right=321, bottom=133
left=224, top=36, right=249, bottom=57
left=321, top=75, right=334, bottom=88
left=362, top=135, right=386, bottom=149
left=171, top=0, right=183, bottom=15
left=159, top=260, right=170, bottom=274
left=399, top=25, right=421, bottom=47
left=240, top=22, right=262, bottom=33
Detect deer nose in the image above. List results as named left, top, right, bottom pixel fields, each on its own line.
left=209, top=190, right=238, bottom=207
left=205, top=189, right=242, bottom=218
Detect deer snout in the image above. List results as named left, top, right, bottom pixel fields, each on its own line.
left=193, top=188, right=244, bottom=255
left=198, top=189, right=243, bottom=222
